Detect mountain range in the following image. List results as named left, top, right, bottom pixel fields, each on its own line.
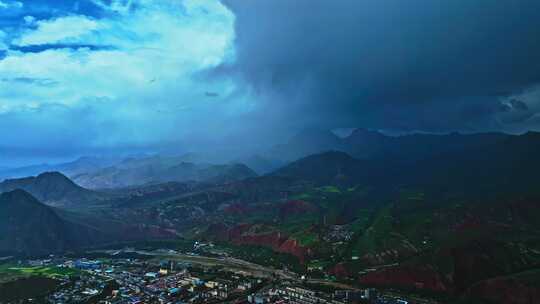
left=2, top=129, right=540, bottom=303
left=0, top=155, right=259, bottom=189
left=71, top=157, right=257, bottom=189
left=266, top=128, right=515, bottom=163
left=0, top=128, right=523, bottom=186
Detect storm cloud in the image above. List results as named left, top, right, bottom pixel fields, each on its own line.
left=2, top=0, right=540, bottom=165
left=222, top=0, right=540, bottom=133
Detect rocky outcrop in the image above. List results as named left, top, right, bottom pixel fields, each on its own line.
left=278, top=238, right=311, bottom=263
left=208, top=223, right=312, bottom=263
left=232, top=231, right=286, bottom=251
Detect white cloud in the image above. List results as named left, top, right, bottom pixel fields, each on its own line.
left=91, top=0, right=135, bottom=15
left=15, top=15, right=101, bottom=46
left=23, top=15, right=36, bottom=25
left=0, top=0, right=241, bottom=148
left=0, top=0, right=22, bottom=9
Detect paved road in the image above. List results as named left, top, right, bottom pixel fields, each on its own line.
left=96, top=249, right=362, bottom=292
left=305, top=279, right=359, bottom=290
left=134, top=250, right=361, bottom=291
left=97, top=249, right=298, bottom=280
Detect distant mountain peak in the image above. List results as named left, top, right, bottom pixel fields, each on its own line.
left=0, top=171, right=101, bottom=208
left=270, top=150, right=366, bottom=186
left=348, top=128, right=384, bottom=137
left=36, top=171, right=75, bottom=183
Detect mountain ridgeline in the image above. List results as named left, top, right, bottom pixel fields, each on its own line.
left=272, top=131, right=540, bottom=195
left=0, top=172, right=104, bottom=208
left=72, top=159, right=257, bottom=189
left=268, top=128, right=516, bottom=163
left=0, top=156, right=258, bottom=190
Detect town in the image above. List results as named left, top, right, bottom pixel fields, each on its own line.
left=1, top=246, right=422, bottom=304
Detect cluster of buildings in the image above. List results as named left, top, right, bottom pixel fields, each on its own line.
left=114, top=270, right=253, bottom=303
left=51, top=257, right=264, bottom=304
left=45, top=260, right=117, bottom=304
left=246, top=286, right=409, bottom=304
left=11, top=254, right=416, bottom=304
left=322, top=225, right=354, bottom=243
left=48, top=275, right=116, bottom=304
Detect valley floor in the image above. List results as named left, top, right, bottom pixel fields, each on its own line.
left=0, top=247, right=434, bottom=304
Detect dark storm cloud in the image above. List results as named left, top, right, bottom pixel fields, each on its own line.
left=222, top=0, right=540, bottom=133
left=4, top=0, right=540, bottom=166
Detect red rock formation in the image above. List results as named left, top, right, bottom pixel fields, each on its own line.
left=328, top=263, right=351, bottom=279
left=278, top=238, right=311, bottom=263
left=227, top=223, right=252, bottom=239
left=220, top=223, right=311, bottom=263
left=233, top=231, right=286, bottom=251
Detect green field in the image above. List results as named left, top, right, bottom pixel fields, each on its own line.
left=0, top=264, right=80, bottom=282
left=292, top=230, right=319, bottom=247
left=317, top=186, right=342, bottom=194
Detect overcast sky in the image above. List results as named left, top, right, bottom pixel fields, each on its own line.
left=1, top=0, right=540, bottom=166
